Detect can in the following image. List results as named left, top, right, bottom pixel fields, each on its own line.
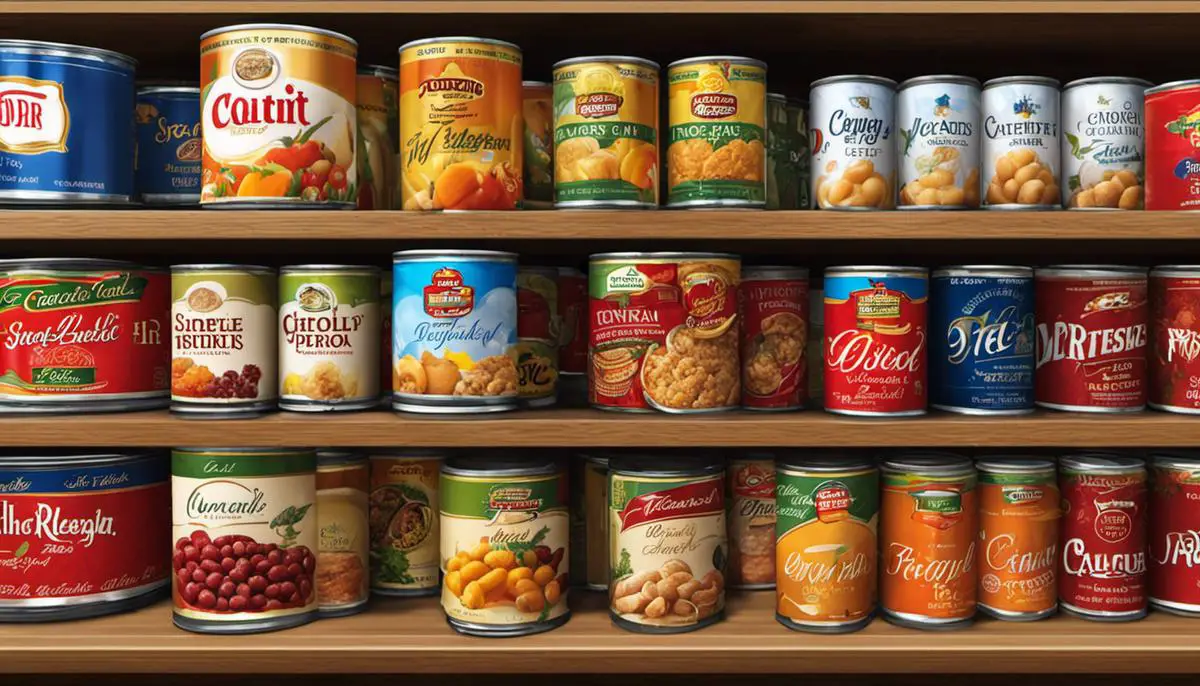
left=728, top=454, right=776, bottom=589
left=774, top=453, right=877, bottom=633
left=279, top=265, right=381, bottom=412
left=356, top=65, right=398, bottom=210
left=880, top=453, right=978, bottom=629
left=1059, top=453, right=1148, bottom=621
left=1148, top=452, right=1200, bottom=616
left=1061, top=77, right=1149, bottom=209
left=740, top=266, right=809, bottom=411
left=1034, top=266, right=1148, bottom=412
left=171, top=264, right=277, bottom=417
left=666, top=56, right=767, bottom=208
left=589, top=252, right=741, bottom=413
left=0, top=452, right=168, bottom=622
left=200, top=24, right=358, bottom=208
left=609, top=455, right=726, bottom=633
left=808, top=283, right=824, bottom=405
left=809, top=75, right=897, bottom=210
left=982, top=76, right=1061, bottom=209
left=516, top=267, right=560, bottom=407
left=171, top=448, right=318, bottom=634
left=368, top=451, right=441, bottom=597
left=582, top=454, right=610, bottom=591
left=315, top=450, right=369, bottom=617
left=392, top=250, right=519, bottom=413
left=522, top=80, right=554, bottom=208
left=0, top=259, right=169, bottom=413
left=976, top=458, right=1059, bottom=621
left=557, top=267, right=587, bottom=376
left=379, top=272, right=393, bottom=404
left=552, top=56, right=660, bottom=208
left=765, top=94, right=810, bottom=210
left=1144, top=80, right=1200, bottom=210
left=399, top=37, right=522, bottom=211
left=1150, top=266, right=1200, bottom=413
left=896, top=75, right=981, bottom=209
left=930, top=266, right=1035, bottom=414
left=823, top=266, right=928, bottom=416
left=440, top=455, right=569, bottom=636
left=135, top=85, right=201, bottom=205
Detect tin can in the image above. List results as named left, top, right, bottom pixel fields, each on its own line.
left=0, top=259, right=169, bottom=413
left=1144, top=80, right=1200, bottom=210
left=930, top=266, right=1035, bottom=414
left=135, top=85, right=201, bottom=205
left=557, top=267, right=587, bottom=376
left=279, top=265, right=381, bottom=412
left=522, top=80, right=554, bottom=208
left=666, top=56, right=767, bottom=208
left=1150, top=266, right=1200, bottom=413
left=440, top=455, right=569, bottom=636
left=553, top=56, right=660, bottom=208
left=728, top=455, right=776, bottom=589
left=589, top=252, right=741, bottom=413
left=809, top=75, right=897, bottom=210
left=200, top=24, right=358, bottom=208
left=1059, top=453, right=1148, bottom=621
left=897, top=75, right=981, bottom=209
left=0, top=452, right=168, bottom=622
left=740, top=266, right=809, bottom=411
left=880, top=453, right=978, bottom=629
left=823, top=266, right=928, bottom=416
left=582, top=454, right=610, bottom=591
left=171, top=448, right=318, bottom=634
left=775, top=453, right=877, bottom=633
left=517, top=267, right=560, bottom=407
left=379, top=272, right=393, bottom=404
left=392, top=250, right=519, bottom=413
left=1061, top=77, right=1149, bottom=210
left=808, top=284, right=824, bottom=405
left=976, top=458, right=1059, bottom=621
left=982, top=76, right=1061, bottom=209
left=368, top=451, right=441, bottom=597
left=356, top=65, right=398, bottom=210
left=399, top=37, right=522, bottom=211
left=1148, top=452, right=1200, bottom=616
left=316, top=450, right=369, bottom=617
left=1035, top=266, right=1148, bottom=412
left=609, top=455, right=726, bottom=633
left=766, top=94, right=810, bottom=210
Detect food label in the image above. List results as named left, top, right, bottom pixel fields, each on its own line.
left=583, top=459, right=610, bottom=589
left=1062, top=81, right=1146, bottom=209
left=766, top=98, right=810, bottom=210
left=356, top=70, right=398, bottom=210
left=810, top=79, right=896, bottom=209
left=740, top=275, right=809, bottom=409
left=982, top=81, right=1060, bottom=208
left=368, top=456, right=440, bottom=593
left=1059, top=467, right=1147, bottom=616
left=897, top=80, right=980, bottom=208
left=135, top=89, right=202, bottom=201
left=516, top=269, right=560, bottom=402
left=1150, top=272, right=1200, bottom=412
left=522, top=82, right=554, bottom=206
left=728, top=459, right=776, bottom=587
left=977, top=469, right=1059, bottom=616
left=1145, top=84, right=1200, bottom=210
left=1149, top=461, right=1200, bottom=611
left=316, top=460, right=369, bottom=611
left=557, top=269, right=587, bottom=374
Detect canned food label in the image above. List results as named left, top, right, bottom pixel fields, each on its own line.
left=898, top=81, right=980, bottom=208
left=136, top=90, right=202, bottom=201
left=369, top=456, right=440, bottom=592
left=810, top=80, right=895, bottom=209
left=983, top=82, right=1060, bottom=207
left=766, top=98, right=810, bottom=209
left=740, top=275, right=809, bottom=409
left=1063, top=82, right=1145, bottom=209
left=356, top=71, right=399, bottom=210
left=1059, top=468, right=1147, bottom=615
left=977, top=470, right=1059, bottom=616
left=728, top=459, right=775, bottom=587
left=316, top=461, right=369, bottom=610
left=1145, top=85, right=1200, bottom=210
left=1149, top=463, right=1200, bottom=610
left=523, top=83, right=554, bottom=205
left=557, top=270, right=587, bottom=374
left=582, top=459, right=610, bottom=589
left=1150, top=273, right=1200, bottom=411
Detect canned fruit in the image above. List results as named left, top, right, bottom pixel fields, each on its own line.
left=897, top=77, right=981, bottom=209
left=1062, top=79, right=1148, bottom=210
left=356, top=67, right=398, bottom=210
left=368, top=454, right=440, bottom=595
left=982, top=78, right=1060, bottom=209
left=1149, top=455, right=1200, bottom=615
left=136, top=87, right=202, bottom=204
left=976, top=461, right=1059, bottom=619
left=810, top=76, right=896, bottom=210
left=522, top=81, right=554, bottom=207
left=740, top=269, right=809, bottom=410
left=316, top=454, right=369, bottom=615
left=1150, top=267, right=1200, bottom=413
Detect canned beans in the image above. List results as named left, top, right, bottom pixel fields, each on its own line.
left=809, top=75, right=897, bottom=210
left=982, top=77, right=1061, bottom=209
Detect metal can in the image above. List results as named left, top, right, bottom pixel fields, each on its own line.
left=582, top=454, right=610, bottom=591
left=1148, top=452, right=1200, bottom=616
left=896, top=75, right=981, bottom=209
left=740, top=266, right=809, bottom=411
left=609, top=455, right=726, bottom=633
left=279, top=265, right=381, bottom=412
left=982, top=76, right=1061, bottom=209
left=808, top=283, right=824, bottom=405
left=1061, top=77, right=1149, bottom=210
left=765, top=94, right=810, bottom=210
left=0, top=259, right=169, bottom=413
left=135, top=85, right=201, bottom=205
left=666, top=56, right=767, bottom=208
left=368, top=451, right=441, bottom=597
left=728, top=454, right=776, bottom=589
left=557, top=266, right=587, bottom=375
left=1150, top=266, right=1200, bottom=413
left=976, top=458, right=1059, bottom=621
left=522, top=80, right=554, bottom=208
left=200, top=24, right=358, bottom=208
left=589, top=252, right=741, bottom=413
left=379, top=272, right=393, bottom=404
left=316, top=450, right=369, bottom=617
left=516, top=267, right=560, bottom=407
left=356, top=65, right=398, bottom=210
left=553, top=56, right=660, bottom=208
left=1059, top=453, right=1148, bottom=621
left=1144, top=80, right=1200, bottom=210
left=930, top=266, right=1035, bottom=414
left=809, top=75, right=897, bottom=210
left=0, top=452, right=168, bottom=622
left=171, top=448, right=318, bottom=634
left=823, top=266, right=928, bottom=416
left=1035, top=266, right=1148, bottom=412
left=440, top=455, right=569, bottom=636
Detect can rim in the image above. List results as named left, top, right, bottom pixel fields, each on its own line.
left=317, top=450, right=367, bottom=466
left=137, top=85, right=201, bottom=95
left=281, top=264, right=382, bottom=274
left=399, top=36, right=521, bottom=54
left=932, top=265, right=1034, bottom=278
left=200, top=24, right=358, bottom=46
left=357, top=64, right=398, bottom=79
left=442, top=455, right=560, bottom=477
left=776, top=454, right=876, bottom=472
left=0, top=451, right=156, bottom=469
left=368, top=449, right=447, bottom=460
left=810, top=74, right=898, bottom=90
left=0, top=39, right=137, bottom=69
left=608, top=454, right=724, bottom=477
left=767, top=92, right=787, bottom=103
left=1150, top=265, right=1200, bottom=277
left=881, top=452, right=973, bottom=475
left=982, top=75, right=1061, bottom=89
left=1036, top=265, right=1147, bottom=278
left=1059, top=453, right=1144, bottom=473
left=1063, top=76, right=1153, bottom=90
left=667, top=56, right=767, bottom=70
left=1147, top=79, right=1200, bottom=96
left=394, top=249, right=518, bottom=261
left=172, top=263, right=273, bottom=273
left=974, top=458, right=1056, bottom=474
left=1150, top=452, right=1200, bottom=469
left=522, top=80, right=552, bottom=88
left=581, top=453, right=611, bottom=466
left=590, top=251, right=740, bottom=261
left=552, top=55, right=660, bottom=70
left=173, top=447, right=317, bottom=455
left=897, top=74, right=981, bottom=90
left=825, top=265, right=929, bottom=275
left=0, top=258, right=162, bottom=272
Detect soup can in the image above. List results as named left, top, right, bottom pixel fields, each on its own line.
left=581, top=454, right=610, bottom=591
left=557, top=266, right=587, bottom=376
left=1150, top=266, right=1200, bottom=413
left=316, top=450, right=369, bottom=617
left=896, top=75, right=981, bottom=209
left=809, top=75, right=897, bottom=210
left=1144, top=80, right=1200, bottom=210
left=135, top=85, right=201, bottom=205
left=728, top=454, right=776, bottom=589
left=522, top=80, right=554, bottom=208
left=1061, top=77, right=1149, bottom=209
left=1148, top=452, right=1200, bottom=616
left=982, top=76, right=1061, bottom=209
left=516, top=267, right=560, bottom=407
left=740, top=267, right=809, bottom=411
left=356, top=65, right=398, bottom=210
left=765, top=93, right=810, bottom=210
left=368, top=451, right=441, bottom=597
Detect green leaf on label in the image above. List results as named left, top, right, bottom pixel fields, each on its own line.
left=495, top=525, right=548, bottom=556
left=375, top=546, right=415, bottom=585
left=1066, top=131, right=1083, bottom=159
left=395, top=483, right=429, bottom=506
left=612, top=548, right=633, bottom=580
left=13, top=541, right=29, bottom=559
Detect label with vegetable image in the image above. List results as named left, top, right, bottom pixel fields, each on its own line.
left=368, top=455, right=440, bottom=594
left=316, top=458, right=370, bottom=613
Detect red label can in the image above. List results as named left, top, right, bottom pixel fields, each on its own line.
left=557, top=267, right=587, bottom=375
left=1149, top=453, right=1200, bottom=616
left=1059, top=454, right=1148, bottom=621
left=1145, top=80, right=1200, bottom=211
left=1150, top=266, right=1200, bottom=413
left=740, top=267, right=809, bottom=410
left=823, top=266, right=927, bottom=416
left=1035, top=266, right=1148, bottom=412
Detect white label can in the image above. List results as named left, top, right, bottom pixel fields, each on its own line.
left=809, top=75, right=897, bottom=210
left=896, top=75, right=981, bottom=209
left=982, top=76, right=1061, bottom=209
left=1061, top=77, right=1150, bottom=210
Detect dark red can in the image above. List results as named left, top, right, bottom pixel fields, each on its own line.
left=741, top=266, right=809, bottom=411
left=557, top=267, right=586, bottom=375
left=1059, top=454, right=1148, bottom=621
left=1145, top=80, right=1200, bottom=211
left=1150, top=266, right=1200, bottom=413
left=1035, top=266, right=1148, bottom=412
left=1149, top=453, right=1200, bottom=616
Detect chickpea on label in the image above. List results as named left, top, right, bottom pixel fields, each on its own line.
left=810, top=75, right=896, bottom=210
left=897, top=76, right=981, bottom=209
left=982, top=77, right=1061, bottom=209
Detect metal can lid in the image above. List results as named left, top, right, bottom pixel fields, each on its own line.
left=1147, top=79, right=1200, bottom=96
left=1151, top=451, right=1200, bottom=470
left=1036, top=265, right=1147, bottom=279
left=811, top=74, right=898, bottom=90
left=0, top=39, right=137, bottom=70
left=394, top=249, right=518, bottom=262
left=1063, top=76, right=1152, bottom=90
left=358, top=64, right=398, bottom=79
left=743, top=265, right=809, bottom=280
left=522, top=80, right=551, bottom=88
left=281, top=264, right=381, bottom=275
left=1059, top=453, right=1144, bottom=473
left=898, top=75, right=981, bottom=90
left=825, top=265, right=928, bottom=277
left=975, top=457, right=1056, bottom=474
left=0, top=450, right=156, bottom=469
left=982, top=75, right=1061, bottom=89
left=590, top=251, right=740, bottom=262
left=137, top=84, right=200, bottom=96
left=882, top=451, right=973, bottom=476
left=609, top=454, right=724, bottom=478
left=399, top=36, right=521, bottom=54
left=317, top=450, right=367, bottom=466
left=767, top=92, right=788, bottom=104
left=668, top=56, right=767, bottom=71
left=581, top=453, right=611, bottom=467
left=1150, top=265, right=1200, bottom=278
left=0, top=257, right=162, bottom=273
left=443, top=454, right=560, bottom=478
left=553, top=55, right=660, bottom=71
left=201, top=23, right=357, bottom=47
left=172, top=263, right=273, bottom=274
left=932, top=265, right=1033, bottom=279
left=777, top=452, right=876, bottom=473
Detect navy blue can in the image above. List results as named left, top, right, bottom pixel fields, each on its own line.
left=930, top=265, right=1035, bottom=414
left=135, top=85, right=201, bottom=205
left=0, top=40, right=136, bottom=204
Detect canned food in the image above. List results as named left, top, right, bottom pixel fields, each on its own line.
left=516, top=267, right=560, bottom=407
left=807, top=284, right=824, bottom=405
left=982, top=76, right=1061, bottom=209
left=392, top=250, right=519, bottom=413
left=171, top=448, right=318, bottom=634
left=765, top=94, right=810, bottom=210
left=279, top=265, right=381, bottom=412
left=1061, top=77, right=1149, bottom=210
left=589, top=252, right=741, bottom=413
left=135, top=85, right=201, bottom=205
left=171, top=264, right=277, bottom=417
left=930, top=266, right=1035, bottom=415
left=1150, top=266, right=1200, bottom=413
left=200, top=24, right=358, bottom=208
left=896, top=75, right=981, bottom=209
left=609, top=455, right=726, bottom=633
left=379, top=273, right=393, bottom=404
left=316, top=451, right=369, bottom=617
left=0, top=452, right=168, bottom=621
left=1148, top=452, right=1200, bottom=616
left=440, top=455, right=569, bottom=636
left=522, top=81, right=554, bottom=208
left=356, top=65, right=398, bottom=210
left=399, top=37, right=522, bottom=211
left=740, top=266, right=809, bottom=411
left=809, top=75, right=897, bottom=210
left=728, top=455, right=776, bottom=589
left=557, top=267, right=587, bottom=375
left=1144, top=80, right=1200, bottom=210
left=823, top=266, right=928, bottom=416
left=368, top=451, right=441, bottom=596
left=0, top=259, right=169, bottom=413
left=666, top=56, right=767, bottom=208
left=581, top=454, right=610, bottom=591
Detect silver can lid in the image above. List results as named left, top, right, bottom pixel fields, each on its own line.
left=609, top=454, right=724, bottom=478
left=777, top=452, right=876, bottom=473
left=668, top=56, right=767, bottom=71
left=394, top=249, right=518, bottom=262
left=1060, top=453, right=1144, bottom=473
left=1063, top=76, right=1152, bottom=91
left=201, top=23, right=357, bottom=47
left=811, top=74, right=898, bottom=90
left=443, top=454, right=560, bottom=478
left=882, top=451, right=973, bottom=476
left=553, top=55, right=660, bottom=71
left=933, top=265, right=1033, bottom=279
left=983, top=76, right=1061, bottom=89
left=975, top=457, right=1056, bottom=474
left=898, top=74, right=981, bottom=91
left=399, top=36, right=521, bottom=54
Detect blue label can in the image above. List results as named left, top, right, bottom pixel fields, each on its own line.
left=136, top=85, right=201, bottom=204
left=0, top=40, right=135, bottom=204
left=930, top=265, right=1035, bottom=414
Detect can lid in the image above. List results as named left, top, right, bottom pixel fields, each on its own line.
left=881, top=451, right=973, bottom=476
left=200, top=24, right=358, bottom=47
left=394, top=249, right=518, bottom=261
left=443, top=454, right=560, bottom=477
left=825, top=265, right=928, bottom=276
left=358, top=64, right=398, bottom=79
left=609, top=454, right=724, bottom=477
left=174, top=447, right=317, bottom=455
left=1036, top=265, right=1146, bottom=278
left=1150, top=451, right=1200, bottom=470
left=1150, top=265, right=1200, bottom=277
left=590, top=251, right=740, bottom=262
left=777, top=452, right=876, bottom=473
left=811, top=74, right=898, bottom=90
left=668, top=56, right=767, bottom=70
left=982, top=75, right=1061, bottom=89
left=1063, top=76, right=1152, bottom=90
left=1147, top=79, right=1200, bottom=96
left=0, top=257, right=162, bottom=272
left=137, top=84, right=200, bottom=95
left=0, top=451, right=156, bottom=469
left=281, top=264, right=381, bottom=274
left=317, top=450, right=367, bottom=466
left=172, top=263, right=273, bottom=273
left=0, top=39, right=137, bottom=70
left=767, top=92, right=787, bottom=103
left=552, top=55, right=660, bottom=70
left=399, top=36, right=521, bottom=54
left=581, top=453, right=611, bottom=467
left=932, top=265, right=1033, bottom=278
left=522, top=80, right=551, bottom=88
left=897, top=74, right=981, bottom=90
left=1060, top=453, right=1144, bottom=473
left=975, top=457, right=1056, bottom=474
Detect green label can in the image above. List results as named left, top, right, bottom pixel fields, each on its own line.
left=766, top=94, right=811, bottom=210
